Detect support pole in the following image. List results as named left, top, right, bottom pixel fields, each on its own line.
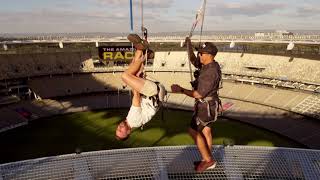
left=129, top=0, right=134, bottom=33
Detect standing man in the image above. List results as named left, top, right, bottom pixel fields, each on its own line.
left=171, top=37, right=221, bottom=172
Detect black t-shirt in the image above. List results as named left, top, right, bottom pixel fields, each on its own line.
left=197, top=61, right=221, bottom=100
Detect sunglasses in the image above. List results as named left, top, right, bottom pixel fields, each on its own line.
left=197, top=52, right=208, bottom=56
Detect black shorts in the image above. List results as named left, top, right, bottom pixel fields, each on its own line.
left=190, top=101, right=219, bottom=132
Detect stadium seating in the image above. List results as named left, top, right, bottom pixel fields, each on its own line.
left=214, top=52, right=320, bottom=84
left=27, top=73, right=124, bottom=98
left=217, top=81, right=311, bottom=112
left=149, top=71, right=319, bottom=121
left=0, top=52, right=95, bottom=80
left=152, top=51, right=192, bottom=72
left=0, top=107, right=27, bottom=133
left=220, top=98, right=320, bottom=148
left=151, top=51, right=320, bottom=85
left=1, top=48, right=320, bottom=149
left=0, top=55, right=9, bottom=79
left=32, top=53, right=57, bottom=75
left=1, top=51, right=319, bottom=85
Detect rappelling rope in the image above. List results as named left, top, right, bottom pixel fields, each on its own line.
left=139, top=0, right=149, bottom=77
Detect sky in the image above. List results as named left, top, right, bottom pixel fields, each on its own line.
left=0, top=0, right=320, bottom=33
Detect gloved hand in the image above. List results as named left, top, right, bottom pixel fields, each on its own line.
left=185, top=36, right=191, bottom=44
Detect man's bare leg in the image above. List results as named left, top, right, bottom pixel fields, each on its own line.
left=125, top=50, right=144, bottom=75
left=202, top=127, right=213, bottom=152
left=121, top=50, right=147, bottom=93
left=188, top=128, right=212, bottom=162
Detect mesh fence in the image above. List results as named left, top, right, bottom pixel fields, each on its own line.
left=0, top=145, right=319, bottom=180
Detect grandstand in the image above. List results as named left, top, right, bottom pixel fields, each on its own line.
left=0, top=107, right=27, bottom=133
left=0, top=41, right=320, bottom=178
left=0, top=52, right=319, bottom=146
left=0, top=41, right=319, bottom=132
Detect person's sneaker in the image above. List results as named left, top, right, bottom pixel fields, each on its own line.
left=195, top=160, right=217, bottom=172
left=194, top=160, right=217, bottom=170
left=194, top=160, right=202, bottom=166
left=127, top=34, right=149, bottom=50
left=193, top=161, right=202, bottom=166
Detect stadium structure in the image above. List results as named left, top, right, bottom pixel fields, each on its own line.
left=0, top=34, right=320, bottom=179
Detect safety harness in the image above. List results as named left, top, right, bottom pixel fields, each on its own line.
left=140, top=82, right=166, bottom=130
left=194, top=67, right=223, bottom=124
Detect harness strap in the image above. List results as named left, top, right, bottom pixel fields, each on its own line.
left=196, top=98, right=211, bottom=117
left=196, top=96, right=222, bottom=117
left=140, top=82, right=161, bottom=108
left=218, top=98, right=223, bottom=116
left=140, top=83, right=160, bottom=131
left=195, top=100, right=219, bottom=126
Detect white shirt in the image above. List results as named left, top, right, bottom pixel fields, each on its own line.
left=126, top=96, right=159, bottom=128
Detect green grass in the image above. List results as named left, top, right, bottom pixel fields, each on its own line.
left=0, top=109, right=304, bottom=164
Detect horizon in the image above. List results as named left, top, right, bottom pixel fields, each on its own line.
left=1, top=29, right=320, bottom=36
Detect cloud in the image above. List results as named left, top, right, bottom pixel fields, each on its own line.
left=207, top=2, right=286, bottom=17
left=0, top=8, right=132, bottom=33
left=1, top=0, right=320, bottom=33
left=95, top=0, right=174, bottom=8
left=0, top=8, right=129, bottom=23
left=295, top=6, right=320, bottom=17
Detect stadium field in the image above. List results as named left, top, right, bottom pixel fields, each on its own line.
left=0, top=109, right=305, bottom=164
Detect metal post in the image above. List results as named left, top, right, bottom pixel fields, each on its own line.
left=129, top=0, right=134, bottom=33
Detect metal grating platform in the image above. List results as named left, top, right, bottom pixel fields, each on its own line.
left=0, top=146, right=320, bottom=180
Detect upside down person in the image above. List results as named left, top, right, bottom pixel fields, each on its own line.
left=115, top=34, right=166, bottom=141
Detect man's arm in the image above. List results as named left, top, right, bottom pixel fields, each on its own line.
left=131, top=89, right=141, bottom=107
left=171, top=84, right=203, bottom=99
left=185, top=37, right=201, bottom=69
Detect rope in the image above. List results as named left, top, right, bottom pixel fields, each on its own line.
left=140, top=0, right=144, bottom=38
left=199, top=0, right=206, bottom=46
left=139, top=0, right=148, bottom=77
left=161, top=93, right=170, bottom=122
left=187, top=43, right=194, bottom=83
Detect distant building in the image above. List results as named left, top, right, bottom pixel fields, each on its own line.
left=255, top=32, right=266, bottom=38
left=276, top=30, right=294, bottom=36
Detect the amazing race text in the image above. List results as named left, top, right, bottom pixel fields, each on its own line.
left=98, top=46, right=135, bottom=61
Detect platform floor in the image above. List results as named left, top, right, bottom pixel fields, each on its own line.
left=1, top=145, right=320, bottom=180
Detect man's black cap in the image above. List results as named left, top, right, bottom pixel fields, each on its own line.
left=196, top=42, right=218, bottom=56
